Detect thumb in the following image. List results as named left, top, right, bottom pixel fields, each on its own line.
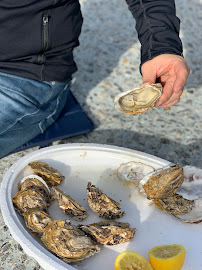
left=140, top=65, right=157, bottom=87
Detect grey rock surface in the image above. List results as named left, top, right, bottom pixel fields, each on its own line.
left=0, top=0, right=201, bottom=269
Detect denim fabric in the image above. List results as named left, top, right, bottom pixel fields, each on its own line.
left=0, top=72, right=71, bottom=159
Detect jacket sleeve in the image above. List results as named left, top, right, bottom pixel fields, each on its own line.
left=125, top=0, right=183, bottom=67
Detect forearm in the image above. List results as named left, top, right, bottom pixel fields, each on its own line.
left=125, top=0, right=183, bottom=66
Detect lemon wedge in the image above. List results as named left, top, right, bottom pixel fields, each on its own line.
left=114, top=250, right=153, bottom=270
left=148, top=244, right=186, bottom=270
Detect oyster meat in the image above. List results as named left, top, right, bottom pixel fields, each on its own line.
left=78, top=221, right=136, bottom=245
left=23, top=209, right=54, bottom=234
left=41, top=220, right=100, bottom=263
left=153, top=194, right=194, bottom=216
left=52, top=187, right=88, bottom=221
left=86, top=182, right=125, bottom=219
left=12, top=189, right=48, bottom=214
left=114, top=83, right=162, bottom=115
left=28, top=161, right=65, bottom=186
left=117, top=161, right=155, bottom=183
left=19, top=175, right=51, bottom=204
left=141, top=164, right=184, bottom=199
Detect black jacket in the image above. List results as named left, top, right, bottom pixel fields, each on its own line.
left=0, top=0, right=182, bottom=82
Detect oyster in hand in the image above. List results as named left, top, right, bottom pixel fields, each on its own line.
left=23, top=209, right=54, bottom=234
left=52, top=187, right=88, bottom=221
left=41, top=220, right=100, bottom=263
left=12, top=189, right=48, bottom=214
left=114, top=83, right=162, bottom=115
left=86, top=182, right=125, bottom=219
left=28, top=161, right=64, bottom=186
left=141, top=164, right=184, bottom=199
left=78, top=221, right=136, bottom=245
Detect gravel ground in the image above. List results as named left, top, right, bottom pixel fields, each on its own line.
left=0, top=0, right=201, bottom=269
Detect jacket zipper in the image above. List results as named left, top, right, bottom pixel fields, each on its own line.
left=38, top=15, right=49, bottom=65
left=43, top=15, right=49, bottom=51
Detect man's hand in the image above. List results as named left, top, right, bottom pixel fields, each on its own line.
left=140, top=54, right=190, bottom=108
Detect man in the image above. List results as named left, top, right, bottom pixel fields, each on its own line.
left=0, top=0, right=190, bottom=159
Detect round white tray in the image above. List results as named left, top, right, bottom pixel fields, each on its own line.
left=1, top=143, right=201, bottom=270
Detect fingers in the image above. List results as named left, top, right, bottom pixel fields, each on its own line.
left=155, top=80, right=174, bottom=107
left=155, top=80, right=183, bottom=107
left=155, top=63, right=189, bottom=107
left=157, top=90, right=183, bottom=108
left=173, top=68, right=190, bottom=93
left=140, top=61, right=157, bottom=87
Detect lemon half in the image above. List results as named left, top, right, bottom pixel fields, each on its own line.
left=114, top=250, right=153, bottom=270
left=148, top=244, right=186, bottom=270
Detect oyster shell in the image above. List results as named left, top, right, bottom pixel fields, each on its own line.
left=12, top=189, right=48, bottom=214
left=23, top=209, right=54, bottom=234
left=28, top=161, right=64, bottom=186
left=176, top=165, right=202, bottom=200
left=117, top=161, right=155, bottom=183
left=86, top=182, right=125, bottom=219
left=52, top=187, right=88, bottom=221
left=141, top=164, right=184, bottom=199
left=175, top=198, right=202, bottom=223
left=19, top=175, right=51, bottom=204
left=114, top=83, right=162, bottom=115
left=41, top=220, right=100, bottom=263
left=78, top=221, right=136, bottom=245
left=153, top=194, right=194, bottom=216
left=153, top=166, right=202, bottom=223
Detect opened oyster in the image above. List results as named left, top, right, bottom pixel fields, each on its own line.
left=117, top=161, right=155, bottom=183
left=28, top=161, right=64, bottom=186
left=152, top=166, right=202, bottom=223
left=23, top=209, right=54, bottom=234
left=52, top=187, right=88, bottom=221
left=19, top=175, right=51, bottom=204
left=141, top=164, right=184, bottom=199
left=41, top=220, right=100, bottom=263
left=87, top=182, right=125, bottom=219
left=114, top=83, right=162, bottom=115
left=13, top=189, right=48, bottom=214
left=78, top=221, right=136, bottom=245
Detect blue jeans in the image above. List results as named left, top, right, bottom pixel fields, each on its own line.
left=0, top=72, right=71, bottom=159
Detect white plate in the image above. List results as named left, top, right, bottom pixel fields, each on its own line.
left=1, top=143, right=202, bottom=270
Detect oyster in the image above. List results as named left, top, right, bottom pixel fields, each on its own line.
left=12, top=189, right=48, bottom=214
left=52, top=187, right=88, bottom=221
left=23, top=209, right=54, bottom=234
left=86, top=182, right=125, bottom=219
left=41, top=220, right=100, bottom=263
left=78, top=221, right=136, bottom=245
left=19, top=175, right=51, bottom=204
left=28, top=161, right=64, bottom=186
left=153, top=166, right=202, bottom=223
left=117, top=161, right=155, bottom=183
left=141, top=164, right=184, bottom=199
left=114, top=83, right=162, bottom=115
left=153, top=194, right=194, bottom=216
